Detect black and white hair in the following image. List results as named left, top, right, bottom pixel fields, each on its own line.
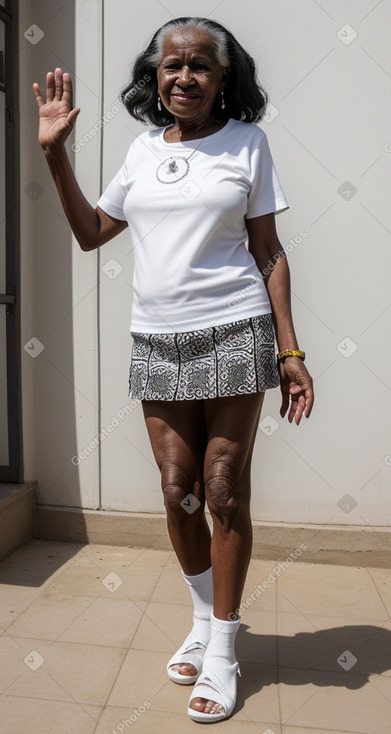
left=120, top=17, right=269, bottom=126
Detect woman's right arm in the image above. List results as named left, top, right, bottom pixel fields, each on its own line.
left=33, top=67, right=128, bottom=252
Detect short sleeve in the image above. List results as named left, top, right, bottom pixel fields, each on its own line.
left=95, top=144, right=134, bottom=221
left=245, top=133, right=289, bottom=219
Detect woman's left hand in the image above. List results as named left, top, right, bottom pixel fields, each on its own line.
left=278, top=357, right=314, bottom=424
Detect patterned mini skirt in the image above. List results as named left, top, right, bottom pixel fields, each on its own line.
left=128, top=313, right=280, bottom=401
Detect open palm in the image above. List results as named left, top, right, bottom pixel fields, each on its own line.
left=32, top=67, right=80, bottom=150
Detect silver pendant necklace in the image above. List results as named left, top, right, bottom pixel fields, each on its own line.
left=156, top=127, right=207, bottom=185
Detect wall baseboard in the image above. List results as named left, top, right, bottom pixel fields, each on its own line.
left=0, top=482, right=36, bottom=561
left=34, top=504, right=391, bottom=568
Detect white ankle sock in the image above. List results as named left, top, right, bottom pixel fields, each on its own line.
left=182, top=566, right=213, bottom=646
left=203, top=611, right=241, bottom=667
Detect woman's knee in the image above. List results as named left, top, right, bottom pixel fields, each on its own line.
left=204, top=456, right=248, bottom=529
left=160, top=461, right=205, bottom=521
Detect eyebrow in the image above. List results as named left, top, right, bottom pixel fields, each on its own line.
left=163, top=55, right=212, bottom=64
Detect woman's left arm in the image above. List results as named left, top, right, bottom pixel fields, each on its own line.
left=246, top=213, right=314, bottom=424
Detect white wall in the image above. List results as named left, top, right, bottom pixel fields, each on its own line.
left=21, top=0, right=391, bottom=527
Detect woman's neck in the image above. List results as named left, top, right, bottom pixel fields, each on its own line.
left=164, top=115, right=226, bottom=142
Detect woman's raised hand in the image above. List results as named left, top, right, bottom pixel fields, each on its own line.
left=32, top=67, right=80, bottom=152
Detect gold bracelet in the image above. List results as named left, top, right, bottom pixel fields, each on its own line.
left=277, top=349, right=306, bottom=364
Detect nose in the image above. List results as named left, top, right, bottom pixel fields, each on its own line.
left=176, top=65, right=194, bottom=87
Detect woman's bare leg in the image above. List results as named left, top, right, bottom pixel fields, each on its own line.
left=142, top=398, right=211, bottom=678
left=203, top=391, right=264, bottom=619
left=142, top=391, right=265, bottom=697
left=142, top=398, right=211, bottom=574
left=189, top=391, right=264, bottom=715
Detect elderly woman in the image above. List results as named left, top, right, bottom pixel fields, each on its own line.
left=33, top=16, right=313, bottom=723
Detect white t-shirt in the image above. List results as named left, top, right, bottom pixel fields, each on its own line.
left=96, top=117, right=289, bottom=333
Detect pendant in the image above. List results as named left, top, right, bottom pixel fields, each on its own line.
left=156, top=156, right=190, bottom=184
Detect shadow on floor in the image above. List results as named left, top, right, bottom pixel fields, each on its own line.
left=235, top=621, right=391, bottom=712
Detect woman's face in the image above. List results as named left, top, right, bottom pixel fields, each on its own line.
left=156, top=28, right=230, bottom=123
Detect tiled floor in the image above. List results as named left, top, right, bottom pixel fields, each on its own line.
left=0, top=539, right=390, bottom=733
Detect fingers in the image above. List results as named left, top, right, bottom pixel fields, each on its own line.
left=279, top=388, right=290, bottom=418
left=280, top=385, right=314, bottom=425
left=32, top=82, right=44, bottom=107
left=293, top=395, right=306, bottom=425
left=304, top=389, right=314, bottom=419
left=291, top=390, right=313, bottom=424
left=46, top=70, right=55, bottom=101
left=62, top=70, right=74, bottom=104
left=54, top=67, right=66, bottom=101
left=67, top=107, right=80, bottom=128
left=38, top=68, right=71, bottom=104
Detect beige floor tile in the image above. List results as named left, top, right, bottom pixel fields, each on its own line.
left=0, top=636, right=126, bottom=705
left=350, top=618, right=391, bottom=678
left=57, top=596, right=143, bottom=647
left=236, top=661, right=280, bottom=723
left=282, top=728, right=373, bottom=734
left=279, top=666, right=391, bottom=734
left=367, top=567, right=391, bottom=616
left=125, top=548, right=172, bottom=569
left=3, top=540, right=391, bottom=734
left=149, top=558, right=194, bottom=606
left=115, top=548, right=172, bottom=602
left=276, top=562, right=387, bottom=620
left=0, top=634, right=43, bottom=692
left=0, top=638, right=69, bottom=702
left=5, top=594, right=95, bottom=640
left=237, top=609, right=277, bottom=665
left=0, top=540, right=85, bottom=589
left=276, top=612, right=391, bottom=677
left=250, top=557, right=289, bottom=574
left=77, top=544, right=145, bottom=565
left=0, top=695, right=101, bottom=734
left=241, top=559, right=278, bottom=612
left=130, top=600, right=194, bottom=654
left=41, top=561, right=127, bottom=599
left=94, top=706, right=282, bottom=733
left=165, top=552, right=182, bottom=565
left=43, top=553, right=161, bottom=601
left=0, top=585, right=42, bottom=631
left=106, top=648, right=171, bottom=708
left=54, top=545, right=171, bottom=601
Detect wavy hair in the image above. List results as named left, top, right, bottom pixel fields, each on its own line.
left=120, top=17, right=268, bottom=126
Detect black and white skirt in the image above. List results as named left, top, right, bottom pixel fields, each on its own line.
left=128, top=313, right=280, bottom=401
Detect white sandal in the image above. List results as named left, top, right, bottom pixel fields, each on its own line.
left=167, top=634, right=207, bottom=685
left=187, top=661, right=241, bottom=722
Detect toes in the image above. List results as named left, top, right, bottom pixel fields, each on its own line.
left=178, top=663, right=197, bottom=676
left=203, top=699, right=222, bottom=714
left=170, top=663, right=197, bottom=676
left=190, top=697, right=224, bottom=715
left=190, top=697, right=204, bottom=711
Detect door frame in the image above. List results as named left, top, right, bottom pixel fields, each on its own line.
left=0, top=0, right=23, bottom=482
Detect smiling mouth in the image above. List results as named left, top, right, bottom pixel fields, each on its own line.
left=171, top=93, right=199, bottom=100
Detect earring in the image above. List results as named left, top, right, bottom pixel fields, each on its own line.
left=157, top=95, right=162, bottom=111
left=220, top=91, right=225, bottom=110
